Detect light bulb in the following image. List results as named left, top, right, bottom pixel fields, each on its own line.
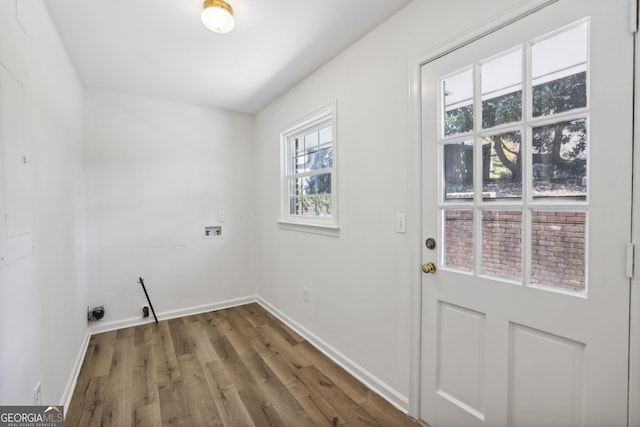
left=201, top=4, right=235, bottom=34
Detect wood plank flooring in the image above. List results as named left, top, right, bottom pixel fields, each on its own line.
left=66, top=303, right=422, bottom=426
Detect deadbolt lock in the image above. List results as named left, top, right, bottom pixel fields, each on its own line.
left=425, top=238, right=436, bottom=249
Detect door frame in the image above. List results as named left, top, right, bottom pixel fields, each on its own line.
left=407, top=0, right=640, bottom=424
left=630, top=6, right=640, bottom=425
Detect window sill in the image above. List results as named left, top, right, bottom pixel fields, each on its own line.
left=277, top=220, right=340, bottom=237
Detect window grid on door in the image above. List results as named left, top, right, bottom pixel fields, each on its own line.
left=438, top=19, right=589, bottom=295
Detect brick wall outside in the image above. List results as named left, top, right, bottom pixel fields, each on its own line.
left=481, top=210, right=522, bottom=281
left=444, top=209, right=586, bottom=292
left=444, top=210, right=474, bottom=273
left=531, top=211, right=586, bottom=292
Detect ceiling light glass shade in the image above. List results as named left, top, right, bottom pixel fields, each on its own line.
left=201, top=0, right=235, bottom=34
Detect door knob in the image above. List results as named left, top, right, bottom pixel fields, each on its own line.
left=422, top=262, right=437, bottom=274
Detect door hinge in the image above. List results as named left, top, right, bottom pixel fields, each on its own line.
left=627, top=243, right=635, bottom=279
left=631, top=0, right=638, bottom=33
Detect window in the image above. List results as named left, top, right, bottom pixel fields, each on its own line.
left=279, top=102, right=338, bottom=235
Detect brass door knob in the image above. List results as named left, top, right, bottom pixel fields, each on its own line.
left=422, top=262, right=437, bottom=274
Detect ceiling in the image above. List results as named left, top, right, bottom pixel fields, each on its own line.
left=43, top=0, right=413, bottom=114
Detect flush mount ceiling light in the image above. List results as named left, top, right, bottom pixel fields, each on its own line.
left=201, top=0, right=235, bottom=34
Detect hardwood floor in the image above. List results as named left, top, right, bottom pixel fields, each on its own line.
left=66, top=303, right=422, bottom=426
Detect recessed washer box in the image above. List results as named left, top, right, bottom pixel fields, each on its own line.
left=203, top=226, right=222, bottom=238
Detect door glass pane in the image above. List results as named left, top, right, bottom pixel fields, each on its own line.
left=532, top=22, right=587, bottom=117
left=443, top=68, right=474, bottom=137
left=482, top=131, right=522, bottom=199
left=531, top=211, right=586, bottom=292
left=443, top=209, right=474, bottom=273
left=481, top=210, right=522, bottom=281
left=481, top=49, right=522, bottom=128
left=444, top=141, right=474, bottom=201
left=532, top=118, right=587, bottom=199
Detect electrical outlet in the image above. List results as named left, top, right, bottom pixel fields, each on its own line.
left=34, top=382, right=41, bottom=405
left=303, top=287, right=310, bottom=303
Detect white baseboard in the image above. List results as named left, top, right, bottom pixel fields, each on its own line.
left=257, top=296, right=410, bottom=413
left=60, top=329, right=91, bottom=409
left=88, top=295, right=257, bottom=335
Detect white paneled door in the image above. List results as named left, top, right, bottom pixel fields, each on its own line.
left=420, top=1, right=634, bottom=426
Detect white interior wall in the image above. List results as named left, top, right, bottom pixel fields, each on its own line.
left=0, top=0, right=87, bottom=405
left=84, top=89, right=254, bottom=328
left=253, top=0, right=528, bottom=409
left=1, top=0, right=581, bottom=413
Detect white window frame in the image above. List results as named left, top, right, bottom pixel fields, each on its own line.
left=278, top=101, right=338, bottom=236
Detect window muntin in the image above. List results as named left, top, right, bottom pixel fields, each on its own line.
left=280, top=104, right=337, bottom=231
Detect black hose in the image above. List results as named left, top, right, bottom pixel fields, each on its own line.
left=138, top=277, right=158, bottom=323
